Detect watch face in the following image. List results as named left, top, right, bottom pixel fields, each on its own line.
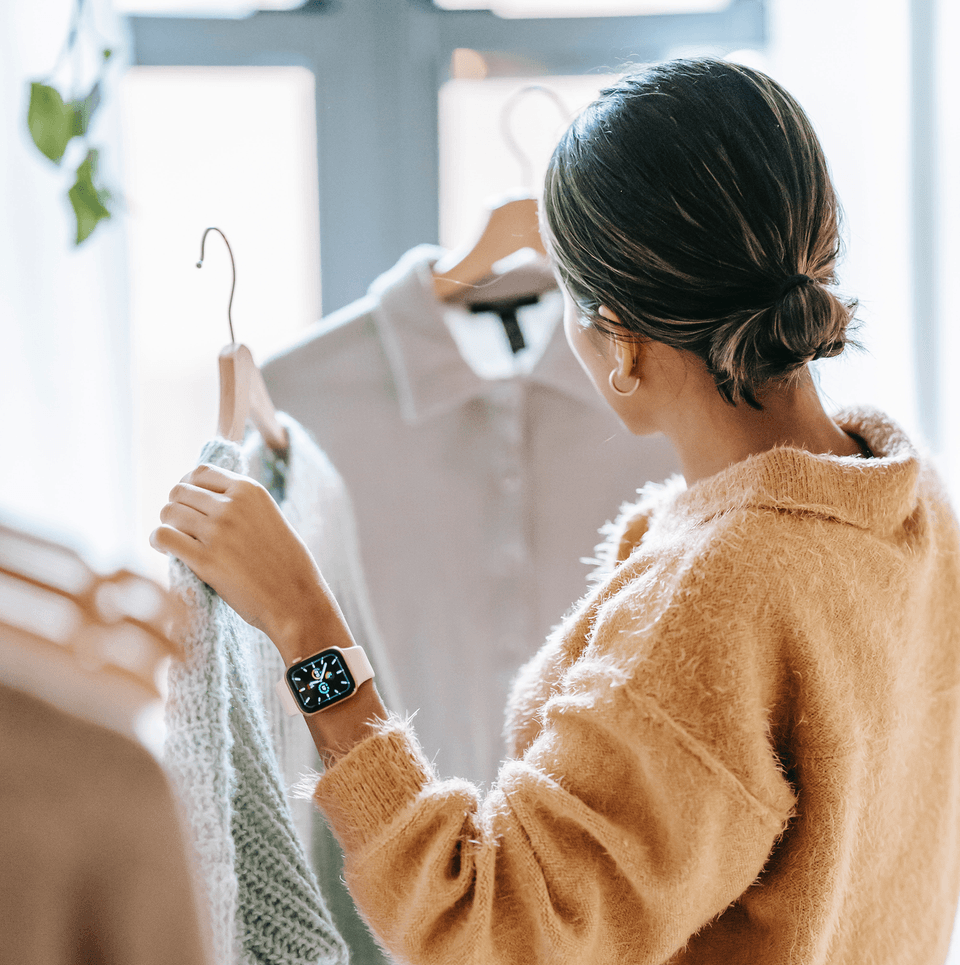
left=286, top=648, right=356, bottom=714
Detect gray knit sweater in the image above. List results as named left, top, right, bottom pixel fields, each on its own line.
left=163, top=436, right=348, bottom=965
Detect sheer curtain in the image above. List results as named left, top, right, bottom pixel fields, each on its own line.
left=0, top=0, right=134, bottom=569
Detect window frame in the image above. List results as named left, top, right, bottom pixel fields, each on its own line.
left=128, top=0, right=766, bottom=315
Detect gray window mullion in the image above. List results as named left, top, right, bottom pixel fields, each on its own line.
left=127, top=0, right=765, bottom=313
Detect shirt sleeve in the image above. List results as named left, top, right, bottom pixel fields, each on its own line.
left=312, top=622, right=796, bottom=965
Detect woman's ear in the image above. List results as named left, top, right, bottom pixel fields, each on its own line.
left=597, top=305, right=643, bottom=380
left=614, top=339, right=643, bottom=381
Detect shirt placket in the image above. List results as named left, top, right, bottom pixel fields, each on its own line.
left=487, top=379, right=534, bottom=729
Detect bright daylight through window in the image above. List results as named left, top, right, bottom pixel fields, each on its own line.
left=113, top=0, right=303, bottom=15
left=433, top=0, right=732, bottom=17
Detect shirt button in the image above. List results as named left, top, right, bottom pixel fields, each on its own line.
left=502, top=474, right=521, bottom=493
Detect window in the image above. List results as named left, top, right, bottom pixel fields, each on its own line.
left=439, top=75, right=611, bottom=249
left=119, top=66, right=320, bottom=576
left=433, top=0, right=732, bottom=16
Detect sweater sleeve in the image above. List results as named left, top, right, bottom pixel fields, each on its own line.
left=312, top=610, right=796, bottom=965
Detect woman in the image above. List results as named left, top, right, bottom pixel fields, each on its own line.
left=152, top=59, right=960, bottom=964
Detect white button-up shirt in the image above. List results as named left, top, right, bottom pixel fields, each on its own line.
left=263, top=246, right=679, bottom=785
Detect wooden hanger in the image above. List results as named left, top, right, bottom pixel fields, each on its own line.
left=433, top=194, right=547, bottom=302
left=0, top=520, right=185, bottom=704
left=217, top=343, right=288, bottom=450
left=197, top=227, right=289, bottom=453
left=432, top=85, right=571, bottom=303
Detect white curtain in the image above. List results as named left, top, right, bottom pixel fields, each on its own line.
left=0, top=0, right=134, bottom=569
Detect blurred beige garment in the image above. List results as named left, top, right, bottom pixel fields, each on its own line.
left=0, top=681, right=210, bottom=965
left=263, top=245, right=679, bottom=785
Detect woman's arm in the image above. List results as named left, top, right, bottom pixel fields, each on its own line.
left=309, top=667, right=793, bottom=965
left=151, top=461, right=794, bottom=964
left=151, top=462, right=388, bottom=765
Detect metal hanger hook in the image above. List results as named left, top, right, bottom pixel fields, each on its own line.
left=499, top=84, right=573, bottom=191
left=196, top=226, right=237, bottom=344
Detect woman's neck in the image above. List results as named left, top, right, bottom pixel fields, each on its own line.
left=658, top=369, right=861, bottom=487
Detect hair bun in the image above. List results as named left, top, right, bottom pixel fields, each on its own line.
left=810, top=335, right=846, bottom=361
left=764, top=280, right=853, bottom=368
left=708, top=280, right=856, bottom=406
left=776, top=273, right=815, bottom=301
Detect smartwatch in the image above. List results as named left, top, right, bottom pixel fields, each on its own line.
left=275, top=645, right=375, bottom=717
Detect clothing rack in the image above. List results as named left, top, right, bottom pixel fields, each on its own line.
left=0, top=519, right=184, bottom=744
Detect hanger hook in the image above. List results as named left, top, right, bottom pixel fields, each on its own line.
left=196, top=226, right=237, bottom=344
left=499, top=84, right=573, bottom=191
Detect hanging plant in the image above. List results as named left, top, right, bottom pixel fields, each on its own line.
left=26, top=0, right=117, bottom=245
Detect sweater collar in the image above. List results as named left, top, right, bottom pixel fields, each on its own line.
left=369, top=245, right=604, bottom=425
left=635, top=407, right=922, bottom=540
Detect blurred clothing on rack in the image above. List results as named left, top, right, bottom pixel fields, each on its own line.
left=244, top=413, right=402, bottom=965
left=0, top=516, right=209, bottom=965
left=0, top=682, right=211, bottom=965
left=163, top=433, right=348, bottom=965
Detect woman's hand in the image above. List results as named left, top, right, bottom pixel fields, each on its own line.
left=150, top=464, right=353, bottom=660
left=152, top=463, right=390, bottom=763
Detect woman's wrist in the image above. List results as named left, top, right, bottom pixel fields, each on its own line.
left=274, top=616, right=389, bottom=766
left=270, top=598, right=355, bottom=665
left=302, top=679, right=389, bottom=767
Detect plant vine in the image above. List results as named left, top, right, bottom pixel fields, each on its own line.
left=26, top=0, right=118, bottom=245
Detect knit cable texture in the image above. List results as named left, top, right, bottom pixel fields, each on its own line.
left=163, top=436, right=348, bottom=965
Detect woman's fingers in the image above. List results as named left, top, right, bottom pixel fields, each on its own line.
left=149, top=521, right=202, bottom=567
left=159, top=500, right=212, bottom=542
left=150, top=522, right=222, bottom=591
left=157, top=471, right=267, bottom=559
left=152, top=478, right=230, bottom=568
left=167, top=482, right=227, bottom=518
left=180, top=462, right=244, bottom=493
left=150, top=463, right=321, bottom=643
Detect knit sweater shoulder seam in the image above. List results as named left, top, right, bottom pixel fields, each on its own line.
left=624, top=687, right=794, bottom=829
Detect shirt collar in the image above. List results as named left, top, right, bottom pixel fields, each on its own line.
left=637, top=407, right=922, bottom=539
left=370, top=245, right=605, bottom=425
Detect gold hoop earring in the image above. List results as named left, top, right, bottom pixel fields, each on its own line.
left=608, top=369, right=639, bottom=397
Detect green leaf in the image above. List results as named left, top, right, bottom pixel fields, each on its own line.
left=68, top=149, right=112, bottom=245
left=70, top=81, right=101, bottom=138
left=102, top=48, right=113, bottom=61
left=27, top=82, right=74, bottom=164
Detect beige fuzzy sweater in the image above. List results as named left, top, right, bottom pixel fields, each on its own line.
left=313, top=408, right=960, bottom=965
left=0, top=682, right=210, bottom=965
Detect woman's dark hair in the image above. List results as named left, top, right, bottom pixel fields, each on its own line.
left=542, top=58, right=858, bottom=408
